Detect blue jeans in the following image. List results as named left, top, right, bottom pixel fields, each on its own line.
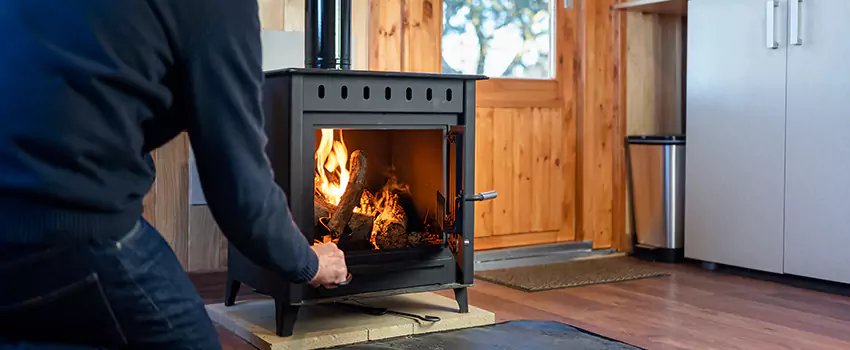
left=0, top=219, right=221, bottom=349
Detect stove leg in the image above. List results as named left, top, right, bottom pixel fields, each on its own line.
left=453, top=287, right=469, bottom=313
left=275, top=301, right=300, bottom=337
left=224, top=277, right=241, bottom=307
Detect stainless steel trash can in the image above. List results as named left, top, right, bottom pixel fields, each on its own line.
left=626, top=135, right=685, bottom=262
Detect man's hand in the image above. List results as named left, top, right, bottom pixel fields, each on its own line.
left=308, top=242, right=348, bottom=289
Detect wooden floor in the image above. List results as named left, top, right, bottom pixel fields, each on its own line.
left=192, top=262, right=850, bottom=350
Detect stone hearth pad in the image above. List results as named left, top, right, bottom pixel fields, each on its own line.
left=206, top=292, right=495, bottom=350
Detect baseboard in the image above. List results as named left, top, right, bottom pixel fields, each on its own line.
left=691, top=259, right=850, bottom=297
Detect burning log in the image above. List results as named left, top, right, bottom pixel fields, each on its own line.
left=373, top=194, right=408, bottom=249
left=348, top=212, right=373, bottom=242
left=327, top=150, right=368, bottom=237
left=313, top=192, right=335, bottom=226
left=337, top=212, right=374, bottom=250
left=406, top=231, right=423, bottom=246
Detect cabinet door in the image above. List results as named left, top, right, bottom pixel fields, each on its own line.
left=685, top=0, right=788, bottom=273
left=784, top=0, right=850, bottom=283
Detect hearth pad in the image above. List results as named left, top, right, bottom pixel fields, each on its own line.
left=206, top=292, right=495, bottom=350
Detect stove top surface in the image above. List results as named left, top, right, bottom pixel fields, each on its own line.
left=265, top=67, right=489, bottom=81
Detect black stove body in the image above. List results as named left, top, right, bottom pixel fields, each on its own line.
left=223, top=68, right=487, bottom=337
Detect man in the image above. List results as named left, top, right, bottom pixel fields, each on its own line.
left=0, top=0, right=348, bottom=348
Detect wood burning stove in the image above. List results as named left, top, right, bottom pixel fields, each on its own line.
left=222, top=0, right=492, bottom=337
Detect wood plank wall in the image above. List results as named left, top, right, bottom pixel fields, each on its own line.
left=473, top=107, right=575, bottom=250
left=580, top=0, right=625, bottom=250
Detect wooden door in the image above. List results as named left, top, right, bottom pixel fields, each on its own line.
left=462, top=3, right=579, bottom=250
left=371, top=0, right=580, bottom=250
left=784, top=0, right=850, bottom=283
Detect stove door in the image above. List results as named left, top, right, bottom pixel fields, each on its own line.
left=446, top=126, right=474, bottom=285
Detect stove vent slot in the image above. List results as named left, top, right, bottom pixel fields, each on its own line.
left=301, top=76, right=465, bottom=113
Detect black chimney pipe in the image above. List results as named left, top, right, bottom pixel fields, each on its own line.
left=305, top=0, right=352, bottom=70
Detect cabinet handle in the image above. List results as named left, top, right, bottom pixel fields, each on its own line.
left=766, top=0, right=779, bottom=49
left=790, top=0, right=803, bottom=45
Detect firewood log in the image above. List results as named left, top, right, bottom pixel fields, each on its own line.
left=407, top=231, right=423, bottom=246
left=374, top=197, right=408, bottom=249
left=313, top=192, right=336, bottom=226
left=348, top=213, right=373, bottom=243
left=375, top=221, right=407, bottom=249
left=327, top=150, right=368, bottom=237
left=338, top=213, right=373, bottom=250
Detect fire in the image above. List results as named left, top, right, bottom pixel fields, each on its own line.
left=315, top=129, right=350, bottom=206
left=314, top=129, right=430, bottom=250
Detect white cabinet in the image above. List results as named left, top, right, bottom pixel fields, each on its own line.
left=784, top=0, right=850, bottom=283
left=685, top=0, right=788, bottom=273
left=686, top=0, right=850, bottom=282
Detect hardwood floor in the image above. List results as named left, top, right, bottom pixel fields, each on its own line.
left=192, top=262, right=850, bottom=350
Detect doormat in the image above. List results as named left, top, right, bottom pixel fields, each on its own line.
left=335, top=320, right=644, bottom=349
left=475, top=256, right=670, bottom=292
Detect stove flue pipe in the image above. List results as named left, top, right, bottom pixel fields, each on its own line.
left=305, top=0, right=352, bottom=70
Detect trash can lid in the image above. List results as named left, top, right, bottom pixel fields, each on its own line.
left=626, top=135, right=685, bottom=145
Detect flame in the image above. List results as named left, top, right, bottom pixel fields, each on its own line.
left=315, top=129, right=350, bottom=206
left=313, top=130, right=422, bottom=250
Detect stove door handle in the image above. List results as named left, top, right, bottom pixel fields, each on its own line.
left=465, top=190, right=498, bottom=202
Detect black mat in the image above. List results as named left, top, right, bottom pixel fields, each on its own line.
left=335, top=320, right=642, bottom=349
left=475, top=257, right=670, bottom=292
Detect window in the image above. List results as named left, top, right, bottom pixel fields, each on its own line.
left=442, top=0, right=554, bottom=79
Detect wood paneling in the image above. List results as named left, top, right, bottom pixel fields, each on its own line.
left=369, top=0, right=403, bottom=71
left=189, top=206, right=228, bottom=272
left=581, top=0, right=617, bottom=249
left=368, top=0, right=440, bottom=72
left=625, top=12, right=684, bottom=136
left=511, top=108, right=534, bottom=234
left=491, top=108, right=515, bottom=236
left=475, top=231, right=559, bottom=251
left=402, top=0, right=441, bottom=73
left=550, top=108, right=573, bottom=242
left=474, top=108, right=495, bottom=238
left=556, top=3, right=579, bottom=244
left=476, top=79, right=562, bottom=108
left=259, top=0, right=285, bottom=30
left=530, top=108, right=553, bottom=233
left=352, top=0, right=370, bottom=70
left=614, top=0, right=687, bottom=16
left=282, top=0, right=305, bottom=32
left=479, top=107, right=566, bottom=239
left=612, top=2, right=628, bottom=252
left=153, top=134, right=190, bottom=268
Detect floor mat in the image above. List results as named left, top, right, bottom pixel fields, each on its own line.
left=475, top=256, right=670, bottom=292
left=335, top=320, right=643, bottom=349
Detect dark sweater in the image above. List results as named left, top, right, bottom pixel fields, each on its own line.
left=0, top=0, right=318, bottom=283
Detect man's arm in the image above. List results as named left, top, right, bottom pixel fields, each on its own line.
left=174, top=0, right=318, bottom=283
